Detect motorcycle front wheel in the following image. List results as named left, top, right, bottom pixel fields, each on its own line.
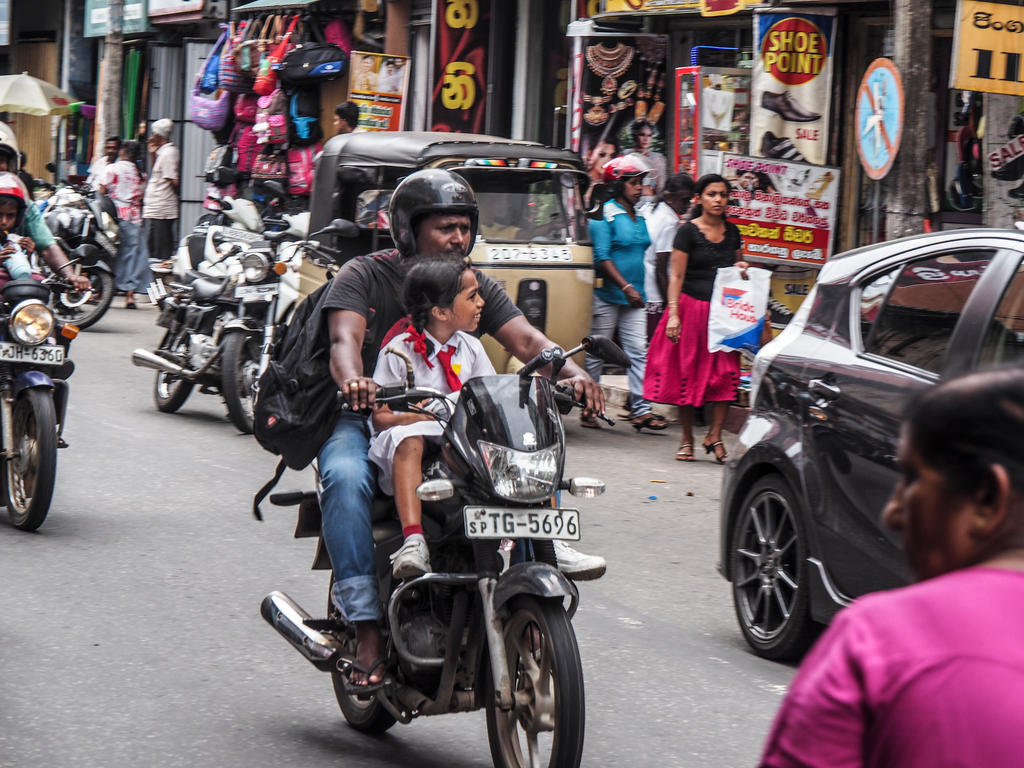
left=486, top=596, right=585, bottom=768
left=221, top=332, right=259, bottom=434
left=54, top=267, right=115, bottom=330
left=153, top=337, right=194, bottom=413
left=5, top=388, right=58, bottom=531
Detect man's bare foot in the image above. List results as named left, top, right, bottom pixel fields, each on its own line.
left=351, top=620, right=386, bottom=686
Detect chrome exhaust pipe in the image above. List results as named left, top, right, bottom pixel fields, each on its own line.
left=260, top=591, right=344, bottom=671
left=131, top=348, right=187, bottom=376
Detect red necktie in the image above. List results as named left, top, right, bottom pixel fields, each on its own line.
left=435, top=345, right=462, bottom=392
left=402, top=326, right=434, bottom=370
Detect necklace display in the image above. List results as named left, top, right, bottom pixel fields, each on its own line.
left=586, top=43, right=635, bottom=79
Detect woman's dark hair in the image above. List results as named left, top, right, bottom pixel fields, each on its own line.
left=690, top=173, right=731, bottom=219
left=904, top=366, right=1024, bottom=496
left=662, top=172, right=695, bottom=200
left=121, top=140, right=141, bottom=165
left=402, top=259, right=472, bottom=332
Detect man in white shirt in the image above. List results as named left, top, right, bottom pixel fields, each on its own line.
left=142, top=118, right=179, bottom=265
left=641, top=173, right=694, bottom=339
left=85, top=136, right=121, bottom=190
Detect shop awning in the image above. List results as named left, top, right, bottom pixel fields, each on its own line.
left=232, top=0, right=318, bottom=13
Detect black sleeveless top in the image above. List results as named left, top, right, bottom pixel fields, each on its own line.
left=672, top=220, right=742, bottom=302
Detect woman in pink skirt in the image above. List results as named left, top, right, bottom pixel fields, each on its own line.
left=644, top=174, right=748, bottom=462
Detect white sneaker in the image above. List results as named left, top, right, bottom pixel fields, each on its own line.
left=554, top=540, right=606, bottom=581
left=391, top=535, right=431, bottom=580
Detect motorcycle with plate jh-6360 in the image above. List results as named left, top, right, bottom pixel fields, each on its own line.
left=261, top=334, right=629, bottom=768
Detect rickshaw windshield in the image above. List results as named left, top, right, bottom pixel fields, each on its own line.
left=456, top=168, right=592, bottom=246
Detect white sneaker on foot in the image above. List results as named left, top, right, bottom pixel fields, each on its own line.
left=391, top=535, right=431, bottom=580
left=554, top=540, right=606, bottom=580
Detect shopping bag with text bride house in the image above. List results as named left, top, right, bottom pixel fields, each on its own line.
left=708, top=266, right=771, bottom=354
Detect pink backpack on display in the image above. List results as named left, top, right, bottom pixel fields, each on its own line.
left=234, top=93, right=259, bottom=123
left=254, top=89, right=288, bottom=145
left=287, top=143, right=320, bottom=196
left=234, top=123, right=260, bottom=173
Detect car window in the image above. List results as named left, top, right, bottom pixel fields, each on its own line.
left=859, top=250, right=994, bottom=373
left=980, top=257, right=1024, bottom=366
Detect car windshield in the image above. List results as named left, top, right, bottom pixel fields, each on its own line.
left=456, top=168, right=591, bottom=245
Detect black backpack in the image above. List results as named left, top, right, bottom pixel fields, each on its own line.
left=286, top=87, right=324, bottom=147
left=251, top=280, right=339, bottom=518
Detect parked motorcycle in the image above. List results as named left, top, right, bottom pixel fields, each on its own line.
left=40, top=184, right=117, bottom=329
left=0, top=276, right=77, bottom=530
left=260, top=334, right=629, bottom=768
left=132, top=219, right=355, bottom=433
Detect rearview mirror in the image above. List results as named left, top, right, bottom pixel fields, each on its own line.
left=583, top=335, right=630, bottom=368
left=318, top=218, right=360, bottom=239
left=263, top=180, right=287, bottom=199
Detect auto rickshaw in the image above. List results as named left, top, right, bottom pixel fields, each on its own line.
left=305, top=132, right=594, bottom=373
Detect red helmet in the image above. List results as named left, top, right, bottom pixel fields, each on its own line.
left=602, top=155, right=649, bottom=184
left=0, top=172, right=27, bottom=230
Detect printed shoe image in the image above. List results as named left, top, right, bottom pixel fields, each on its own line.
left=760, top=131, right=808, bottom=163
left=761, top=91, right=821, bottom=122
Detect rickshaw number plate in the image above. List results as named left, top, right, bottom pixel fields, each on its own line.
left=485, top=247, right=573, bottom=263
left=463, top=507, right=581, bottom=541
left=0, top=343, right=65, bottom=366
left=235, top=284, right=279, bottom=301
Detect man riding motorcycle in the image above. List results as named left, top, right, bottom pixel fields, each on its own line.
left=318, top=168, right=608, bottom=688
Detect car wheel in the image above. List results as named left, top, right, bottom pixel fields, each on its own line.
left=730, top=475, right=816, bottom=661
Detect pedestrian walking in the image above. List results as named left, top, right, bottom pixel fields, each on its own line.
left=142, top=118, right=179, bottom=267
left=583, top=156, right=668, bottom=432
left=98, top=140, right=147, bottom=308
left=644, top=173, right=748, bottom=462
left=641, top=173, right=695, bottom=340
left=760, top=366, right=1024, bottom=768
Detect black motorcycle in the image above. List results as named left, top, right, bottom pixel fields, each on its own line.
left=39, top=185, right=117, bottom=329
left=260, top=334, right=628, bottom=768
left=0, top=277, right=75, bottom=530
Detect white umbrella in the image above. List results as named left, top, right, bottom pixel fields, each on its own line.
left=0, top=72, right=74, bottom=116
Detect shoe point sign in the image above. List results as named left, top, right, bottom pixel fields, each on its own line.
left=761, top=17, right=829, bottom=86
left=856, top=58, right=904, bottom=180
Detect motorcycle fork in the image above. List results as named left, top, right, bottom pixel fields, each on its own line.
left=257, top=296, right=277, bottom=380
left=0, top=384, right=14, bottom=460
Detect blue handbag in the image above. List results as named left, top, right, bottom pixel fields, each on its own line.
left=200, top=27, right=229, bottom=95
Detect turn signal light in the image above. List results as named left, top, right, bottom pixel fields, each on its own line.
left=273, top=261, right=288, bottom=275
left=61, top=324, right=79, bottom=340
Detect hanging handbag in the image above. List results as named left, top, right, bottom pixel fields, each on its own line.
left=220, top=21, right=256, bottom=94
left=323, top=17, right=354, bottom=55
left=190, top=74, right=232, bottom=132
left=286, top=143, right=320, bottom=196
left=253, top=89, right=288, bottom=145
left=235, top=15, right=274, bottom=75
left=286, top=86, right=323, bottom=146
left=250, top=149, right=289, bottom=182
left=200, top=26, right=229, bottom=95
left=234, top=123, right=260, bottom=174
left=234, top=92, right=259, bottom=123
left=278, top=21, right=347, bottom=88
left=254, top=15, right=299, bottom=96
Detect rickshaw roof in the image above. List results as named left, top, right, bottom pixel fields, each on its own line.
left=321, top=131, right=584, bottom=170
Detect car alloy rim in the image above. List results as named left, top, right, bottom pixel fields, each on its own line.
left=733, top=490, right=800, bottom=642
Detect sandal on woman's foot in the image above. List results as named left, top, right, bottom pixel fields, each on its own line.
left=676, top=443, right=695, bottom=462
left=631, top=413, right=669, bottom=432
left=580, top=414, right=602, bottom=429
left=703, top=440, right=727, bottom=464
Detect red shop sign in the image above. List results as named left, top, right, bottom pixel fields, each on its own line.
left=432, top=0, right=490, bottom=133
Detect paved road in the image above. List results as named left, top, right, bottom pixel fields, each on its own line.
left=0, top=305, right=795, bottom=767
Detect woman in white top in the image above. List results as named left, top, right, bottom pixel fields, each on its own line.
left=369, top=260, right=494, bottom=579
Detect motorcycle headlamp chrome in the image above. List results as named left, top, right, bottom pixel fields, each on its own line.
left=478, top=440, right=560, bottom=503
left=9, top=300, right=55, bottom=345
left=242, top=251, right=270, bottom=282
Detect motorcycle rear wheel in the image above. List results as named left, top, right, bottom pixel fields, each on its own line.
left=54, top=267, right=114, bottom=330
left=327, top=578, right=397, bottom=734
left=153, top=339, right=194, bottom=413
left=486, top=596, right=585, bottom=768
left=221, top=332, right=258, bottom=434
left=5, top=388, right=57, bottom=531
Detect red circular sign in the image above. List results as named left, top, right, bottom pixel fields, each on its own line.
left=760, top=17, right=829, bottom=87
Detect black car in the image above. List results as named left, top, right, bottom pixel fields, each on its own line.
left=719, top=228, right=1024, bottom=660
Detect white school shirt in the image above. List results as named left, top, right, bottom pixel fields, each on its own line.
left=641, top=201, right=681, bottom=304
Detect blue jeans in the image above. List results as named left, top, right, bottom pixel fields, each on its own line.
left=585, top=295, right=651, bottom=417
left=115, top=220, right=151, bottom=293
left=318, top=411, right=381, bottom=622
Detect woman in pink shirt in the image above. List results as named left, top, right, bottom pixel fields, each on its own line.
left=760, top=366, right=1024, bottom=768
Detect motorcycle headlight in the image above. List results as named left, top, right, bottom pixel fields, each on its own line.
left=478, top=440, right=560, bottom=503
left=242, top=252, right=270, bottom=282
left=9, top=300, right=55, bottom=345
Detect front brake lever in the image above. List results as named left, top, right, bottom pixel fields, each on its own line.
left=555, top=384, right=614, bottom=426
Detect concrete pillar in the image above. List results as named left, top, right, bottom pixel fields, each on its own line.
left=385, top=0, right=410, bottom=57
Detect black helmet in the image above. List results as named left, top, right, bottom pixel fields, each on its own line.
left=389, top=169, right=478, bottom=256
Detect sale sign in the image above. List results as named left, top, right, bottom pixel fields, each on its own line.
left=751, top=10, right=837, bottom=166
left=721, top=153, right=841, bottom=267
left=431, top=0, right=490, bottom=133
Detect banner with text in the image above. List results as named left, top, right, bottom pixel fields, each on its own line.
left=952, top=0, right=1024, bottom=97
left=722, top=153, right=840, bottom=267
left=751, top=9, right=837, bottom=166
left=431, top=0, right=490, bottom=133
left=348, top=52, right=410, bottom=132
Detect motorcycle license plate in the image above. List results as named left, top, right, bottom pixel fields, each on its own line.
left=463, top=507, right=580, bottom=541
left=235, top=284, right=278, bottom=301
left=0, top=342, right=65, bottom=366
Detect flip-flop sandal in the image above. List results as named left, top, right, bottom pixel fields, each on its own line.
left=631, top=413, right=669, bottom=432
left=676, top=443, right=695, bottom=462
left=338, top=655, right=390, bottom=695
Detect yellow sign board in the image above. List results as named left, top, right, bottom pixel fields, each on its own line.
left=952, top=0, right=1024, bottom=96
left=602, top=0, right=755, bottom=17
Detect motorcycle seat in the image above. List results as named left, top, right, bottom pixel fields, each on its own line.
left=192, top=276, right=227, bottom=301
